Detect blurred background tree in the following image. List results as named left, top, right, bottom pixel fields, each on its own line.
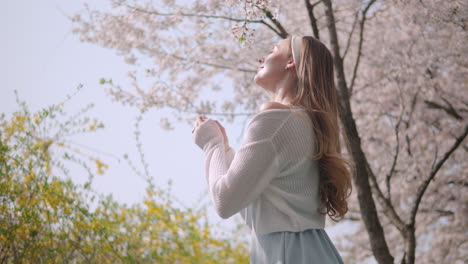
left=0, top=88, right=248, bottom=263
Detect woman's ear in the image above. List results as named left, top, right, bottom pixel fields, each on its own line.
left=285, top=58, right=295, bottom=71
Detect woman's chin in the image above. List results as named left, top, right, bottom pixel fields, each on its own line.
left=254, top=73, right=260, bottom=85
left=254, top=73, right=263, bottom=85
left=254, top=78, right=261, bottom=87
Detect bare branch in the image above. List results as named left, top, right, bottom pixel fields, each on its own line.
left=366, top=159, right=406, bottom=233
left=124, top=4, right=283, bottom=37
left=169, top=53, right=256, bottom=73
left=446, top=179, right=468, bottom=187
left=385, top=84, right=406, bottom=203
left=262, top=8, right=289, bottom=38
left=125, top=4, right=260, bottom=23
left=349, top=0, right=376, bottom=95
left=424, top=98, right=464, bottom=120
left=409, top=123, right=468, bottom=226
left=402, top=86, right=422, bottom=158
left=419, top=208, right=455, bottom=217
left=342, top=10, right=359, bottom=59
left=305, top=0, right=322, bottom=39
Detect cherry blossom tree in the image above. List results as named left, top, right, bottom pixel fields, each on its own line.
left=70, top=0, right=467, bottom=263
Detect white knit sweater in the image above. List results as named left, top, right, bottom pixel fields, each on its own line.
left=193, top=109, right=325, bottom=235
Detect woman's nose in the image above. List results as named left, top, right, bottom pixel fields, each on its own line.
left=258, top=57, right=264, bottom=64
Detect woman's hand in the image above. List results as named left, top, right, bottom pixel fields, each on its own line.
left=192, top=116, right=208, bottom=133
left=214, top=120, right=231, bottom=153
left=192, top=116, right=231, bottom=152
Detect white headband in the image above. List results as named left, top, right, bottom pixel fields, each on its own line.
left=291, top=35, right=303, bottom=74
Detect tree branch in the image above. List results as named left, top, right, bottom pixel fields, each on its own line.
left=124, top=4, right=283, bottom=37
left=402, top=87, right=422, bottom=158
left=342, top=10, right=360, bottom=59
left=401, top=123, right=467, bottom=264
left=419, top=208, right=455, bottom=217
left=262, top=8, right=289, bottom=38
left=424, top=98, right=464, bottom=120
left=409, top=123, right=468, bottom=226
left=125, top=4, right=261, bottom=23
left=446, top=179, right=468, bottom=187
left=366, top=159, right=406, bottom=233
left=169, top=53, right=256, bottom=73
left=349, top=0, right=376, bottom=95
left=385, top=94, right=405, bottom=204
left=305, top=0, right=322, bottom=39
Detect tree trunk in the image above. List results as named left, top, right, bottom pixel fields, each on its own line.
left=405, top=225, right=416, bottom=264
left=322, top=0, right=395, bottom=263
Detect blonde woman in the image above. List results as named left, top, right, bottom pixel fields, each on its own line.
left=192, top=35, right=352, bottom=263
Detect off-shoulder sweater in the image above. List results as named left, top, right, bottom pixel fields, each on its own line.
left=192, top=109, right=325, bottom=235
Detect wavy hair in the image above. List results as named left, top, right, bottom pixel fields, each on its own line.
left=287, top=35, right=354, bottom=222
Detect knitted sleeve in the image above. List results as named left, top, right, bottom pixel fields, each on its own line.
left=224, top=148, right=247, bottom=222
left=193, top=112, right=287, bottom=219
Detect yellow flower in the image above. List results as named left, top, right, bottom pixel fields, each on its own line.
left=13, top=115, right=26, bottom=132
left=94, top=159, right=109, bottom=175
left=202, top=227, right=209, bottom=240
left=44, top=161, right=51, bottom=174
left=23, top=174, right=33, bottom=185
left=88, top=119, right=97, bottom=131
left=91, top=221, right=99, bottom=230
left=188, top=215, right=197, bottom=223
left=15, top=115, right=25, bottom=123
left=33, top=114, right=40, bottom=124
left=51, top=181, right=61, bottom=190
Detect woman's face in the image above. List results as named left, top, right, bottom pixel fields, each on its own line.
left=254, top=38, right=294, bottom=88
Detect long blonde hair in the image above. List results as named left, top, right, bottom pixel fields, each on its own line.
left=287, top=35, right=353, bottom=222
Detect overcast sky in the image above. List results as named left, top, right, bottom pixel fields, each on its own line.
left=1, top=0, right=354, bottom=243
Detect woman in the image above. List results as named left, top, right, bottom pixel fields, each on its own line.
left=192, top=35, right=353, bottom=263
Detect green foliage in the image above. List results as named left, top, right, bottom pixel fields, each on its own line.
left=0, top=88, right=248, bottom=263
left=99, top=78, right=113, bottom=85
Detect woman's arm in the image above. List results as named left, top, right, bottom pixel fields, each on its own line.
left=193, top=114, right=284, bottom=219
left=224, top=147, right=247, bottom=222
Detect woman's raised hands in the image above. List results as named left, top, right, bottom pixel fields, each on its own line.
left=192, top=116, right=231, bottom=152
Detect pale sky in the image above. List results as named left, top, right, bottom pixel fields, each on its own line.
left=1, top=0, right=354, bottom=246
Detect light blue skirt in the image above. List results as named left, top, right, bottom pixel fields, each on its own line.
left=250, top=228, right=345, bottom=264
